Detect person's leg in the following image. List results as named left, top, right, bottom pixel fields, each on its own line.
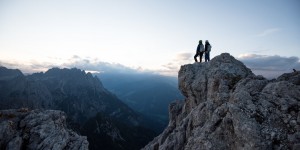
left=194, top=53, right=198, bottom=62
left=208, top=53, right=210, bottom=61
left=200, top=52, right=203, bottom=62
left=205, top=53, right=208, bottom=62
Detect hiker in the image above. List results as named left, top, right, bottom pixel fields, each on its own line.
left=204, top=40, right=211, bottom=62
left=194, top=40, right=204, bottom=62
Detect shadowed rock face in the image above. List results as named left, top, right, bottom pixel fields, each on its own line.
left=143, top=53, right=300, bottom=150
left=0, top=109, right=88, bottom=150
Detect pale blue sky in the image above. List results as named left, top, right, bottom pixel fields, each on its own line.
left=0, top=0, right=299, bottom=76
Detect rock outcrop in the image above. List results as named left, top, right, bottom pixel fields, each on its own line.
left=143, top=53, right=300, bottom=150
left=0, top=109, right=88, bottom=150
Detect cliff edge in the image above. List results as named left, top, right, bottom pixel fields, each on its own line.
left=143, top=53, right=300, bottom=150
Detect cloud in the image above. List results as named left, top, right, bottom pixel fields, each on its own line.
left=0, top=60, right=56, bottom=74
left=159, top=52, right=193, bottom=76
left=2, top=53, right=298, bottom=79
left=175, top=52, right=192, bottom=60
left=62, top=55, right=143, bottom=74
left=238, top=53, right=300, bottom=78
left=257, top=28, right=280, bottom=37
left=0, top=55, right=149, bottom=75
left=0, top=53, right=189, bottom=77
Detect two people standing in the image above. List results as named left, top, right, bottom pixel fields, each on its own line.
left=194, top=40, right=211, bottom=62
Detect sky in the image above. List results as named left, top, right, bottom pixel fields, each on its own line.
left=0, top=0, right=299, bottom=78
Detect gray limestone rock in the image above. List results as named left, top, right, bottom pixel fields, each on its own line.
left=143, top=53, right=300, bottom=150
left=0, top=108, right=88, bottom=150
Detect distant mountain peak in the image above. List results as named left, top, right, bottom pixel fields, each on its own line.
left=0, top=66, right=23, bottom=79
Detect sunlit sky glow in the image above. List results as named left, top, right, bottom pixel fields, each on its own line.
left=0, top=0, right=299, bottom=77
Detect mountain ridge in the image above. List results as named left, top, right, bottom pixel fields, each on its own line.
left=0, top=66, right=156, bottom=150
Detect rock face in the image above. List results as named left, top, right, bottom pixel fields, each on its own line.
left=0, top=109, right=88, bottom=150
left=143, top=53, right=300, bottom=150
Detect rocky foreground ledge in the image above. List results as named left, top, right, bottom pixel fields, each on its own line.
left=143, top=53, right=300, bottom=150
left=0, top=109, right=88, bottom=150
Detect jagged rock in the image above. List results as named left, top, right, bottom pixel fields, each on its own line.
left=0, top=109, right=88, bottom=150
left=143, top=53, right=300, bottom=150
left=277, top=71, right=300, bottom=85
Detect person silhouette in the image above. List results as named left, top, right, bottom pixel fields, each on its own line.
left=204, top=40, right=211, bottom=62
left=194, top=40, right=204, bottom=62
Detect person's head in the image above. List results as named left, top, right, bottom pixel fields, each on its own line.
left=199, top=40, right=202, bottom=44
left=205, top=40, right=210, bottom=45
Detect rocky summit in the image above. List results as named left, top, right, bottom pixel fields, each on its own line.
left=0, top=109, right=88, bottom=150
left=143, top=53, right=300, bottom=150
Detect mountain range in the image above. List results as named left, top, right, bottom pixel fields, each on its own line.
left=0, top=66, right=159, bottom=150
left=1, top=53, right=299, bottom=149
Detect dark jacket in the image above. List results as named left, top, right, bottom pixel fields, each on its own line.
left=205, top=43, right=211, bottom=54
left=197, top=44, right=204, bottom=53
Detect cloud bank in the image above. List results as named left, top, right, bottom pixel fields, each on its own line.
left=0, top=53, right=192, bottom=77
left=0, top=60, right=56, bottom=74
left=158, top=52, right=193, bottom=76
left=62, top=55, right=143, bottom=74
left=0, top=52, right=191, bottom=77
left=238, top=53, right=300, bottom=79
left=0, top=55, right=149, bottom=75
left=1, top=53, right=299, bottom=79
